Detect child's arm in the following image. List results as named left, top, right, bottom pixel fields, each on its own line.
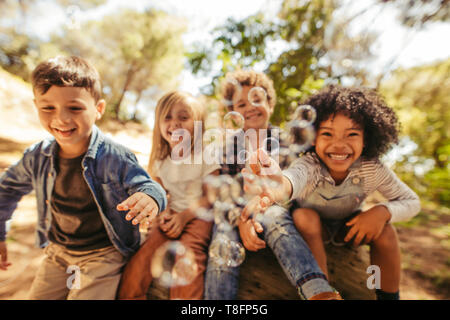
left=0, top=241, right=11, bottom=270
left=115, top=152, right=168, bottom=225
left=344, top=162, right=421, bottom=246
left=0, top=150, right=34, bottom=271
left=371, top=162, right=421, bottom=223
left=241, top=149, right=294, bottom=221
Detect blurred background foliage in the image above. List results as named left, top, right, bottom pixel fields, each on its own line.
left=0, top=0, right=448, bottom=208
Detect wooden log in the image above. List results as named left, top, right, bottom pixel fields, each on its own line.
left=325, top=244, right=376, bottom=300
left=147, top=244, right=376, bottom=300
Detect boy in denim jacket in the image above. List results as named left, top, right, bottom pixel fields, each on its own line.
left=0, top=56, right=167, bottom=299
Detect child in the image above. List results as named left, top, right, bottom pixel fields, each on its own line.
left=0, top=56, right=167, bottom=299
left=242, top=85, right=421, bottom=300
left=117, top=91, right=221, bottom=300
left=205, top=70, right=342, bottom=300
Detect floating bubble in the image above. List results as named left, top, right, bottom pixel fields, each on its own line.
left=229, top=175, right=247, bottom=206
left=195, top=206, right=214, bottom=222
left=66, top=5, right=81, bottom=30
left=248, top=86, right=267, bottom=107
left=223, top=111, right=245, bottom=131
left=226, top=206, right=242, bottom=226
left=151, top=241, right=198, bottom=288
left=286, top=121, right=316, bottom=153
left=203, top=128, right=224, bottom=146
left=220, top=78, right=243, bottom=108
left=203, top=175, right=222, bottom=205
left=278, top=147, right=291, bottom=168
left=209, top=235, right=245, bottom=267
left=237, top=148, right=251, bottom=165
left=293, top=104, right=317, bottom=127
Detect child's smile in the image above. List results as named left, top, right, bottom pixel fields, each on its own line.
left=232, top=86, right=272, bottom=131
left=52, top=126, right=77, bottom=138
left=34, top=86, right=105, bottom=158
left=314, top=113, right=364, bottom=184
left=327, top=152, right=353, bottom=161
left=160, top=102, right=195, bottom=149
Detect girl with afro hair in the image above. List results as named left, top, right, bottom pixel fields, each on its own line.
left=242, top=85, right=421, bottom=300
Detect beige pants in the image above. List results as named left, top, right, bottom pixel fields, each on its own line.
left=28, top=243, right=127, bottom=300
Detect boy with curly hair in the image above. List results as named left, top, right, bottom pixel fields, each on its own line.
left=242, top=85, right=421, bottom=300
left=205, top=71, right=342, bottom=300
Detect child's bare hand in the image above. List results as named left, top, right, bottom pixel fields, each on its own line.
left=0, top=241, right=11, bottom=271
left=238, top=218, right=266, bottom=252
left=158, top=208, right=172, bottom=224
left=344, top=206, right=392, bottom=246
left=117, top=192, right=159, bottom=225
left=240, top=194, right=269, bottom=222
left=159, top=212, right=189, bottom=239
left=240, top=149, right=287, bottom=221
left=247, top=148, right=283, bottom=178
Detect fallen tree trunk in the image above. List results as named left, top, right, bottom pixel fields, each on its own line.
left=147, top=243, right=376, bottom=300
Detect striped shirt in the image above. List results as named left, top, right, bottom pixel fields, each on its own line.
left=282, top=152, right=421, bottom=223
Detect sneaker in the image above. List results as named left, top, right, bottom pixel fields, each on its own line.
left=308, top=291, right=343, bottom=300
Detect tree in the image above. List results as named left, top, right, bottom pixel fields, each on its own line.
left=37, top=9, right=186, bottom=121
left=377, top=0, right=450, bottom=27
left=381, top=59, right=450, bottom=205
left=187, top=0, right=376, bottom=125
left=0, top=0, right=106, bottom=80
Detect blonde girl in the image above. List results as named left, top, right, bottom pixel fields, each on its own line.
left=118, top=91, right=220, bottom=300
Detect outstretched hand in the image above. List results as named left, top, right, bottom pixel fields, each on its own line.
left=240, top=149, right=289, bottom=222
left=117, top=192, right=159, bottom=225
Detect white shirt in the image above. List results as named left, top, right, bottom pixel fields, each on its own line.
left=154, top=156, right=221, bottom=213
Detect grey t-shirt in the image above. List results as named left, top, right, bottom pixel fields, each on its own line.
left=48, top=153, right=112, bottom=251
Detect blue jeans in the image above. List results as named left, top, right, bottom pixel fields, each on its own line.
left=204, top=205, right=332, bottom=300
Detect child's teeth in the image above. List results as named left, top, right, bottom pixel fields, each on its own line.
left=330, top=154, right=348, bottom=160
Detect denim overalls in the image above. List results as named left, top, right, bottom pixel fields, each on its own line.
left=298, top=164, right=365, bottom=245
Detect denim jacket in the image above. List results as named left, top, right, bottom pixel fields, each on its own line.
left=0, top=125, right=167, bottom=257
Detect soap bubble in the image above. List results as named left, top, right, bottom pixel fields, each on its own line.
left=195, top=206, right=214, bottom=222
left=293, top=104, right=316, bottom=127
left=223, top=111, right=245, bottom=131
left=229, top=174, right=247, bottom=206
left=66, top=5, right=81, bottom=30
left=209, top=235, right=245, bottom=267
left=151, top=241, right=198, bottom=288
left=286, top=121, right=316, bottom=153
left=248, top=86, right=267, bottom=107
left=220, top=78, right=242, bottom=108
left=203, top=175, right=222, bottom=205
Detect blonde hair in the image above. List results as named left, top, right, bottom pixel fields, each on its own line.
left=148, top=91, right=206, bottom=178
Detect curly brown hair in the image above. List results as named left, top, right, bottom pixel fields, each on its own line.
left=221, top=69, right=276, bottom=111
left=303, top=85, right=400, bottom=159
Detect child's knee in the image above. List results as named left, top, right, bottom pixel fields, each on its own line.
left=292, top=208, right=321, bottom=236
left=372, top=224, right=398, bottom=249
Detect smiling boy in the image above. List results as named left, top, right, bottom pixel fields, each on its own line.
left=0, top=56, right=167, bottom=299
